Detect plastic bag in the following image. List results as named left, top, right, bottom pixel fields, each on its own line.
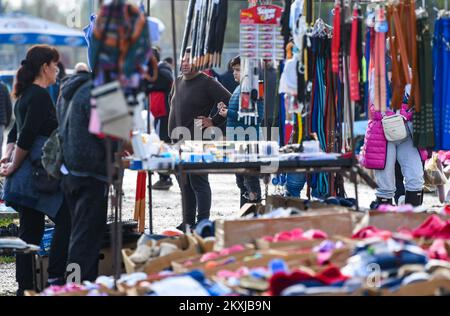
left=424, top=153, right=448, bottom=186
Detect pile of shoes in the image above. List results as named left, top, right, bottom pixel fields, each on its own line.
left=128, top=235, right=182, bottom=264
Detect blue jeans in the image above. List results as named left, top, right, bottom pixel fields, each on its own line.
left=374, top=125, right=424, bottom=199
left=286, top=173, right=307, bottom=198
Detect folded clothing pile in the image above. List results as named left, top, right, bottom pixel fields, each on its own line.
left=353, top=215, right=450, bottom=241
left=342, top=238, right=428, bottom=278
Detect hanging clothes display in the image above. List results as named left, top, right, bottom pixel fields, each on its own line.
left=87, top=0, right=152, bottom=140
left=180, top=0, right=228, bottom=70
left=413, top=7, right=435, bottom=149
left=305, top=16, right=339, bottom=198
left=433, top=12, right=450, bottom=150
left=90, top=2, right=151, bottom=89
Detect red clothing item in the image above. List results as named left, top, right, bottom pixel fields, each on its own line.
left=269, top=265, right=348, bottom=296
left=412, top=215, right=447, bottom=239
left=150, top=91, right=167, bottom=118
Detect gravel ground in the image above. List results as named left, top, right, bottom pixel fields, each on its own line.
left=0, top=264, right=17, bottom=296
left=0, top=171, right=445, bottom=296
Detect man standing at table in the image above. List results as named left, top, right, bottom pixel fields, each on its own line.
left=168, top=47, right=231, bottom=232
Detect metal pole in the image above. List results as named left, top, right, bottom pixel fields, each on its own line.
left=171, top=0, right=179, bottom=77
left=341, top=0, right=359, bottom=211
left=147, top=0, right=154, bottom=234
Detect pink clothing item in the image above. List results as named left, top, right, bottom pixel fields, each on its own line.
left=437, top=150, right=450, bottom=165
left=352, top=226, right=392, bottom=239
left=395, top=228, right=414, bottom=240
left=377, top=204, right=415, bottom=213
left=200, top=245, right=246, bottom=263
left=200, top=252, right=220, bottom=263
left=360, top=104, right=427, bottom=170
left=427, top=239, right=448, bottom=261
left=267, top=228, right=327, bottom=243
left=219, top=245, right=246, bottom=256
left=303, top=229, right=329, bottom=240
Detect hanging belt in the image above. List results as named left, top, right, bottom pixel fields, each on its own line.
left=317, top=39, right=329, bottom=197
left=332, top=2, right=341, bottom=74
left=408, top=0, right=420, bottom=112
left=374, top=30, right=387, bottom=112
left=387, top=6, right=403, bottom=110
left=364, top=27, right=372, bottom=119
left=350, top=7, right=360, bottom=102
left=414, top=14, right=435, bottom=148
left=392, top=5, right=411, bottom=85
left=326, top=51, right=337, bottom=154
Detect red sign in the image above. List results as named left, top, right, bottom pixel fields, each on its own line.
left=240, top=5, right=283, bottom=25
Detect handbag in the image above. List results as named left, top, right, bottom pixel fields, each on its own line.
left=382, top=114, right=408, bottom=142
left=31, top=160, right=60, bottom=194
left=91, top=81, right=133, bottom=140
left=42, top=91, right=78, bottom=179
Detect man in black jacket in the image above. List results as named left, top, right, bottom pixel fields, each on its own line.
left=56, top=70, right=110, bottom=282
left=0, top=81, right=12, bottom=155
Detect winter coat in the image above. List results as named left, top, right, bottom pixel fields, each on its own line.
left=360, top=104, right=428, bottom=170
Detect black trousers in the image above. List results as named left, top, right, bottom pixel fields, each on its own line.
left=177, top=174, right=211, bottom=226
left=62, top=175, right=108, bottom=283
left=155, top=115, right=171, bottom=182
left=15, top=200, right=71, bottom=295
left=236, top=175, right=262, bottom=208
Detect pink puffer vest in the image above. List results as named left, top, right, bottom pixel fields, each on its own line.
left=360, top=104, right=428, bottom=170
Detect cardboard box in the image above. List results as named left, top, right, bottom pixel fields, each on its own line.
left=193, top=232, right=215, bottom=253
left=368, top=211, right=450, bottom=232
left=266, top=195, right=352, bottom=212
left=215, top=210, right=353, bottom=249
left=32, top=240, right=137, bottom=293
left=194, top=249, right=293, bottom=278
left=122, top=235, right=200, bottom=275
left=378, top=279, right=450, bottom=296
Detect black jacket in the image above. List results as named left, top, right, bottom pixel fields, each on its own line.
left=146, top=61, right=174, bottom=114
left=56, top=72, right=109, bottom=182
left=0, top=82, right=12, bottom=127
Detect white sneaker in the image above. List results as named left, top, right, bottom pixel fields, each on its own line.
left=129, top=244, right=153, bottom=264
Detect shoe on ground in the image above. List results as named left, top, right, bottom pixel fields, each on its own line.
left=176, top=223, right=195, bottom=233
left=370, top=197, right=393, bottom=210
left=152, top=179, right=173, bottom=191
